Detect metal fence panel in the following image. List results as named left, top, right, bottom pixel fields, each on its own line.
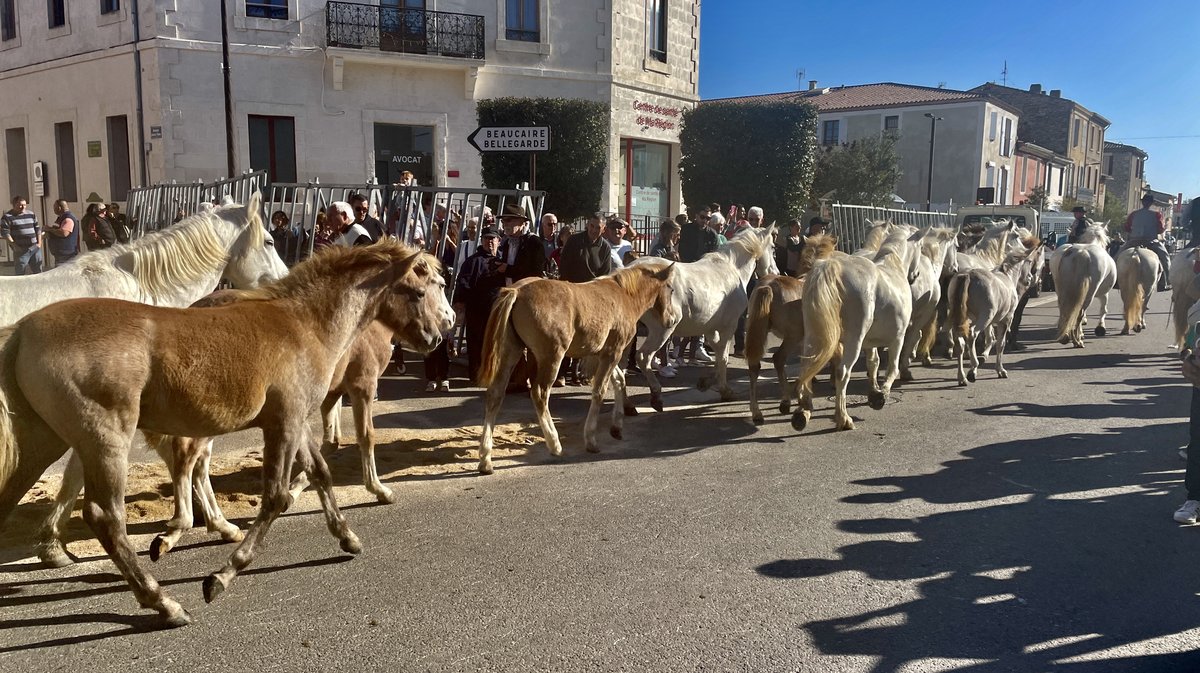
left=831, top=203, right=958, bottom=253
left=125, top=171, right=267, bottom=238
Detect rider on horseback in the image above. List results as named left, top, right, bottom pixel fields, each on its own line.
left=1119, top=193, right=1172, bottom=291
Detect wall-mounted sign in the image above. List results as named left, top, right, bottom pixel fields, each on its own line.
left=150, top=125, right=162, bottom=139
left=467, top=126, right=551, bottom=152
left=87, top=141, right=102, bottom=158
left=633, top=100, right=682, bottom=131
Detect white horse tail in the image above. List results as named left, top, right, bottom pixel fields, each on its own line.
left=1118, top=252, right=1144, bottom=332
left=947, top=272, right=971, bottom=341
left=745, top=282, right=775, bottom=366
left=477, top=289, right=520, bottom=388
left=0, top=325, right=21, bottom=521
left=796, top=259, right=844, bottom=388
left=1055, top=249, right=1091, bottom=343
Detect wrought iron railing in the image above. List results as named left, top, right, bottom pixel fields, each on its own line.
left=326, top=1, right=485, bottom=60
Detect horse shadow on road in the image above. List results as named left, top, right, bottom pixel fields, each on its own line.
left=755, top=426, right=1200, bottom=672
left=967, top=371, right=1187, bottom=422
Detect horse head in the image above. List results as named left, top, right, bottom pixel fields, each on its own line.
left=222, top=192, right=289, bottom=289
left=1077, top=223, right=1110, bottom=247
left=375, top=247, right=455, bottom=354
left=755, top=223, right=779, bottom=277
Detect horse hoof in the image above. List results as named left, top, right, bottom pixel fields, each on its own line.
left=38, top=550, right=74, bottom=569
left=150, top=535, right=169, bottom=563
left=720, top=391, right=736, bottom=403
left=966, top=371, right=976, bottom=383
left=220, top=528, right=245, bottom=544
left=779, top=401, right=791, bottom=415
left=958, top=380, right=968, bottom=387
left=998, top=370, right=1009, bottom=379
left=868, top=391, right=886, bottom=410
left=477, top=461, right=494, bottom=475
left=752, top=414, right=764, bottom=426
left=651, top=397, right=664, bottom=413
left=1134, top=324, right=1143, bottom=333
left=623, top=405, right=639, bottom=417
left=610, top=426, right=623, bottom=440
left=162, top=608, right=193, bottom=629
left=696, top=377, right=711, bottom=392
left=1095, top=325, right=1107, bottom=337
left=203, top=575, right=227, bottom=604
left=791, top=412, right=808, bottom=432
left=340, top=533, right=363, bottom=555
left=1120, top=328, right=1130, bottom=335
left=586, top=445, right=601, bottom=454
left=375, top=489, right=398, bottom=505
left=1058, top=336, right=1071, bottom=345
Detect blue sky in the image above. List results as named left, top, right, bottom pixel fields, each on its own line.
left=698, top=0, right=1200, bottom=200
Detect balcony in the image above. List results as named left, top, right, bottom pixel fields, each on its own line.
left=325, top=1, right=485, bottom=60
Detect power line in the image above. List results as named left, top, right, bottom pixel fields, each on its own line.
left=1109, top=135, right=1200, bottom=140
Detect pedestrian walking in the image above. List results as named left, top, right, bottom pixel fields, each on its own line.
left=2, top=195, right=43, bottom=274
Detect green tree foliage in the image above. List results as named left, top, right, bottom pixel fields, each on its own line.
left=1025, top=185, right=1050, bottom=212
left=476, top=98, right=609, bottom=219
left=811, top=134, right=902, bottom=207
left=1100, top=192, right=1129, bottom=235
left=679, top=101, right=818, bottom=221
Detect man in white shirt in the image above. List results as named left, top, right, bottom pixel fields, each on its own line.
left=603, top=217, right=632, bottom=268
left=330, top=201, right=372, bottom=247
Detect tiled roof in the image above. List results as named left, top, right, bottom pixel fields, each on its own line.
left=707, top=82, right=1012, bottom=113
left=1104, top=141, right=1148, bottom=157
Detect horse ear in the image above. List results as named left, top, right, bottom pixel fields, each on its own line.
left=908, top=228, right=928, bottom=243
left=653, top=262, right=675, bottom=281
left=248, top=190, right=262, bottom=218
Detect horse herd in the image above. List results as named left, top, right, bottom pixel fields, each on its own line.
left=0, top=196, right=1189, bottom=627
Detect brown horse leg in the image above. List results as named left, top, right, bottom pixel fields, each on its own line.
left=205, top=427, right=301, bottom=603
left=35, top=450, right=85, bottom=568
left=773, top=341, right=792, bottom=416
left=583, top=355, right=618, bottom=453
left=293, top=434, right=361, bottom=553
left=609, top=365, right=630, bottom=439
left=478, top=338, right=525, bottom=475
left=192, top=442, right=242, bottom=542
left=351, top=388, right=393, bottom=503
left=76, top=440, right=191, bottom=627
left=530, top=351, right=565, bottom=459
left=150, top=436, right=204, bottom=562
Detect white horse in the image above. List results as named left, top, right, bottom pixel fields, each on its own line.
left=632, top=225, right=778, bottom=411
left=901, top=227, right=959, bottom=379
left=947, top=247, right=1038, bottom=385
left=792, top=223, right=920, bottom=432
left=1050, top=224, right=1116, bottom=347
left=1169, top=248, right=1200, bottom=348
left=1115, top=246, right=1160, bottom=335
left=25, top=194, right=289, bottom=567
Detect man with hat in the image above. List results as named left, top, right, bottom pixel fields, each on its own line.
left=497, top=204, right=547, bottom=284
left=603, top=217, right=633, bottom=268
left=454, top=227, right=508, bottom=382
left=1066, top=206, right=1091, bottom=244
left=1120, top=193, right=1172, bottom=291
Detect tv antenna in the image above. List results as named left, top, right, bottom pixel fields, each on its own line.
left=1001, top=60, right=1008, bottom=86
left=796, top=68, right=805, bottom=91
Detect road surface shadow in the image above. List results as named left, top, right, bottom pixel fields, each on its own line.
left=968, top=374, right=1187, bottom=421
left=756, top=428, right=1200, bottom=671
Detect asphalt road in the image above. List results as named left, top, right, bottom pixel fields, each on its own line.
left=3, top=290, right=1200, bottom=673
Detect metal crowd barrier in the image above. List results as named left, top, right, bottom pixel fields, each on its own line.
left=125, top=171, right=267, bottom=238
left=831, top=203, right=958, bottom=253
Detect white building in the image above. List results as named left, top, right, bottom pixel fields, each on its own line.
left=0, top=0, right=699, bottom=221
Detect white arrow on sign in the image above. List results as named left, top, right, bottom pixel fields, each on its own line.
left=467, top=126, right=551, bottom=153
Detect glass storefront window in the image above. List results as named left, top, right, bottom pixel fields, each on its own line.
left=621, top=139, right=670, bottom=223
left=374, top=123, right=435, bottom=186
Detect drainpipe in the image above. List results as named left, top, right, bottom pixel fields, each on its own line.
left=132, top=0, right=148, bottom=187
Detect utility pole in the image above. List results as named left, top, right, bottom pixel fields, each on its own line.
left=925, top=113, right=943, bottom=210
left=220, top=0, right=236, bottom=178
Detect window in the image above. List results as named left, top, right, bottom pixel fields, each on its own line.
left=647, top=0, right=667, bottom=63
left=1019, top=157, right=1028, bottom=192
left=1107, top=155, right=1113, bottom=175
left=821, top=119, right=839, bottom=146
left=374, top=123, right=434, bottom=187
left=506, top=0, right=538, bottom=42
left=245, top=0, right=287, bottom=20
left=1072, top=118, right=1080, bottom=147
left=1000, top=117, right=1012, bottom=157
left=999, top=166, right=1010, bottom=204
left=100, top=0, right=119, bottom=14
left=884, top=115, right=899, bottom=134
left=106, top=115, right=131, bottom=201
left=1057, top=167, right=1064, bottom=196
left=47, top=0, right=64, bottom=28
left=1, top=0, right=15, bottom=41
left=1136, top=158, right=1144, bottom=179
left=53, top=121, right=77, bottom=201
left=248, top=115, right=297, bottom=184
left=989, top=111, right=998, bottom=141
left=4, top=128, right=29, bottom=198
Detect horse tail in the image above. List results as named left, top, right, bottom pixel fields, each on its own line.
left=0, top=325, right=22, bottom=521
left=1055, top=250, right=1091, bottom=342
left=1118, top=252, right=1143, bottom=330
left=477, top=289, right=520, bottom=388
left=745, top=282, right=774, bottom=366
left=917, top=312, right=939, bottom=358
left=796, top=259, right=844, bottom=388
left=948, top=273, right=971, bottom=342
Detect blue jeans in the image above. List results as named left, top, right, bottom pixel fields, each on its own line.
left=15, top=245, right=43, bottom=275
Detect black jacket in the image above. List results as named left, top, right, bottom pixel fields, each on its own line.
left=559, top=232, right=614, bottom=282
left=499, top=232, right=547, bottom=282
left=455, top=249, right=506, bottom=312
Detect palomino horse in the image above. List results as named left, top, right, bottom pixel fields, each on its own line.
left=1050, top=224, right=1116, bottom=347
left=1169, top=248, right=1200, bottom=348
left=1115, top=246, right=1161, bottom=335
left=476, top=264, right=675, bottom=475
left=792, top=224, right=921, bottom=432
left=0, top=195, right=287, bottom=326
left=947, top=247, right=1038, bottom=385
left=0, top=242, right=454, bottom=626
left=745, top=233, right=841, bottom=425
left=631, top=225, right=778, bottom=411
left=28, top=197, right=289, bottom=568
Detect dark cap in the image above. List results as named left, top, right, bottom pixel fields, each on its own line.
left=1142, top=193, right=1155, bottom=203
left=480, top=227, right=500, bottom=241
left=808, top=217, right=831, bottom=228
left=1072, top=206, right=1087, bottom=214
left=606, top=217, right=629, bottom=230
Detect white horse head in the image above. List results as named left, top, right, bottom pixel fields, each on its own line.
left=727, top=224, right=779, bottom=279
left=1076, top=222, right=1110, bottom=247
left=217, top=193, right=289, bottom=289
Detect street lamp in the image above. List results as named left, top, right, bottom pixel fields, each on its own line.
left=925, top=113, right=943, bottom=210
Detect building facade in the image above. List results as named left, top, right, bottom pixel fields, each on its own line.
left=971, top=83, right=1110, bottom=208
left=1102, top=141, right=1148, bottom=215
left=1013, top=140, right=1070, bottom=210
left=0, top=0, right=700, bottom=221
left=713, top=82, right=1023, bottom=208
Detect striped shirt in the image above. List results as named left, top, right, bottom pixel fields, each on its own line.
left=1, top=209, right=40, bottom=247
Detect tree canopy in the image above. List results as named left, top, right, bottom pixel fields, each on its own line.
left=811, top=134, right=902, bottom=208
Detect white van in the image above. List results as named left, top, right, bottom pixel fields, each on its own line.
left=954, top=206, right=1039, bottom=232
left=1038, top=211, right=1076, bottom=245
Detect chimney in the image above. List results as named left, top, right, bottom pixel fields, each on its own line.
left=1049, top=89, right=1061, bottom=98
left=808, top=80, right=819, bottom=91
left=1029, top=83, right=1042, bottom=94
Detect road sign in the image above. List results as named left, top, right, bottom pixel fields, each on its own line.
left=467, top=126, right=550, bottom=153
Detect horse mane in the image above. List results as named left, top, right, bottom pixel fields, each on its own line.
left=1077, top=223, right=1110, bottom=246
left=970, top=221, right=1015, bottom=267
left=723, top=226, right=769, bottom=259
left=610, top=263, right=659, bottom=296
left=241, top=240, right=436, bottom=301
left=859, top=221, right=892, bottom=253
left=805, top=232, right=838, bottom=258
